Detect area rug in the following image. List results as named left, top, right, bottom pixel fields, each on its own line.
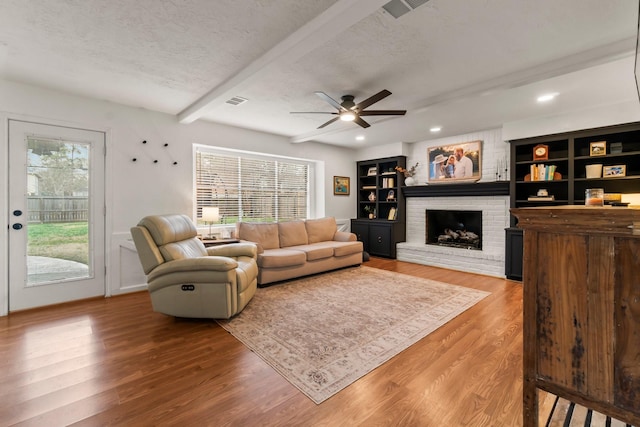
left=217, top=266, right=490, bottom=404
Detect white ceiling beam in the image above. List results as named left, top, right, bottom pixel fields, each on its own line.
left=178, top=0, right=390, bottom=124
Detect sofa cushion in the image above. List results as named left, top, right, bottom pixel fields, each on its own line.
left=258, top=249, right=307, bottom=268
left=305, top=217, right=337, bottom=244
left=286, top=244, right=334, bottom=261
left=332, top=241, right=364, bottom=257
left=278, top=221, right=308, bottom=247
left=236, top=222, right=280, bottom=250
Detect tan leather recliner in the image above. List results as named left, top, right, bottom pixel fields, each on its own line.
left=130, top=214, right=258, bottom=319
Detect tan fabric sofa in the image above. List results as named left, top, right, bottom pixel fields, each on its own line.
left=131, top=214, right=258, bottom=319
left=235, top=217, right=363, bottom=286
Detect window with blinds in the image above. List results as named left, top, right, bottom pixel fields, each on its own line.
left=195, top=147, right=310, bottom=224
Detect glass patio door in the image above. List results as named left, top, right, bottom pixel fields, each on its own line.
left=8, top=120, right=105, bottom=311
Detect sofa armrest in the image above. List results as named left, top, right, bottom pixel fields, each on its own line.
left=236, top=239, right=264, bottom=254
left=334, top=231, right=356, bottom=242
left=206, top=242, right=257, bottom=258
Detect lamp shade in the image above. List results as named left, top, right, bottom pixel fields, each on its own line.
left=202, top=207, right=220, bottom=223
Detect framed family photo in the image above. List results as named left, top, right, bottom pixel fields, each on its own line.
left=333, top=176, right=350, bottom=195
left=427, top=140, right=482, bottom=183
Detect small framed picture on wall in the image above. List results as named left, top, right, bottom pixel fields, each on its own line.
left=333, top=176, right=350, bottom=195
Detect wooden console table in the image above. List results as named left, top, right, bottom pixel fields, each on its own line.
left=511, top=206, right=640, bottom=427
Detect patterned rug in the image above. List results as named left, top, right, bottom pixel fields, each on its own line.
left=217, top=266, right=489, bottom=404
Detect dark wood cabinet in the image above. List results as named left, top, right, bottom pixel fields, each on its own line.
left=512, top=206, right=640, bottom=427
left=508, top=121, right=640, bottom=278
left=353, top=155, right=406, bottom=258
left=504, top=227, right=523, bottom=280
left=351, top=220, right=405, bottom=258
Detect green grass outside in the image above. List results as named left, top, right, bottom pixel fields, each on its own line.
left=27, top=222, right=89, bottom=265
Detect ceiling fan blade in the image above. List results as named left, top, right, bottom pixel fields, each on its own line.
left=317, top=116, right=340, bottom=129
left=354, top=116, right=371, bottom=128
left=355, top=89, right=392, bottom=111
left=315, top=91, right=346, bottom=111
left=359, top=110, right=406, bottom=116
left=290, top=111, right=338, bottom=115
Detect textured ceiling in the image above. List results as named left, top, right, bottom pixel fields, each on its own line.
left=0, top=0, right=638, bottom=147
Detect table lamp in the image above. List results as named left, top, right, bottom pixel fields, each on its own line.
left=202, top=207, right=220, bottom=239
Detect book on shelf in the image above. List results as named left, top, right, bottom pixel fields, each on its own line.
left=527, top=195, right=555, bottom=201
left=362, top=185, right=377, bottom=189
left=381, top=177, right=395, bottom=188
left=529, top=163, right=557, bottom=181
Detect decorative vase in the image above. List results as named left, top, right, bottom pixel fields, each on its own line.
left=404, top=176, right=416, bottom=186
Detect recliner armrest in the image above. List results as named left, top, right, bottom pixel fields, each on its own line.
left=334, top=231, right=356, bottom=242
left=206, top=242, right=258, bottom=258
left=148, top=256, right=238, bottom=281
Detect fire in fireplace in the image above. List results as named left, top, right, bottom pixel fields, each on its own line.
left=425, top=210, right=482, bottom=250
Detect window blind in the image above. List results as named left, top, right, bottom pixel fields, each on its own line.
left=195, top=148, right=309, bottom=224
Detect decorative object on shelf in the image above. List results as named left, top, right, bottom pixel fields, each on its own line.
left=528, top=188, right=554, bottom=201
left=427, top=140, right=482, bottom=183
left=404, top=176, right=416, bottom=186
left=333, top=176, right=350, bottom=195
left=364, top=205, right=376, bottom=219
left=387, top=207, right=397, bottom=220
left=395, top=162, right=419, bottom=177
left=528, top=194, right=555, bottom=201
left=532, top=144, right=549, bottom=161
left=386, top=189, right=395, bottom=201
left=610, top=142, right=623, bottom=154
left=589, top=141, right=606, bottom=156
left=368, top=191, right=376, bottom=201
left=603, top=164, right=626, bottom=177
left=367, top=166, right=377, bottom=176
left=585, top=164, right=603, bottom=178
left=585, top=188, right=604, bottom=206
left=201, top=206, right=220, bottom=239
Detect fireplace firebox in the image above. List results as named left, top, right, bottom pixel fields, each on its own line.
left=425, top=210, right=482, bottom=250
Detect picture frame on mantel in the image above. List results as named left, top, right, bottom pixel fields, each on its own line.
left=427, top=140, right=482, bottom=183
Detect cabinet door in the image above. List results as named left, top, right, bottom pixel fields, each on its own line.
left=505, top=228, right=523, bottom=280
left=351, top=221, right=369, bottom=253
left=614, top=237, right=640, bottom=414
left=369, top=224, right=392, bottom=257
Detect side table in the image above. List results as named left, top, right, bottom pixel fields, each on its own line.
left=201, top=238, right=240, bottom=247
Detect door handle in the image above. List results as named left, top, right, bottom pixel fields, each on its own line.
left=12, top=223, right=23, bottom=230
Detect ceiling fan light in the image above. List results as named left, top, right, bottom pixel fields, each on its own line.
left=340, top=111, right=356, bottom=121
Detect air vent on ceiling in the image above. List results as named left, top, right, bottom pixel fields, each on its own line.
left=225, top=96, right=248, bottom=106
left=382, top=0, right=430, bottom=19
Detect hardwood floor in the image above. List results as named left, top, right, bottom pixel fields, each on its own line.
left=1, top=258, right=527, bottom=426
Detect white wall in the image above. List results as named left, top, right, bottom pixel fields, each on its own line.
left=503, top=99, right=640, bottom=141
left=0, top=79, right=358, bottom=312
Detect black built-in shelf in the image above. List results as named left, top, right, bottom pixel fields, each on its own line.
left=507, top=121, right=640, bottom=279
left=352, top=156, right=406, bottom=258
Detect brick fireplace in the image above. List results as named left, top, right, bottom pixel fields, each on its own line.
left=397, top=183, right=510, bottom=277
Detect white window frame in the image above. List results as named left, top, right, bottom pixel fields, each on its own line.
left=193, top=144, right=317, bottom=230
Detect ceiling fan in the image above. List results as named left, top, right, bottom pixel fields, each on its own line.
left=291, top=89, right=406, bottom=129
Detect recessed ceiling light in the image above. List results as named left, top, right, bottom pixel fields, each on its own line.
left=537, top=93, right=558, bottom=103
left=356, top=135, right=365, bottom=141
left=430, top=126, right=441, bottom=132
